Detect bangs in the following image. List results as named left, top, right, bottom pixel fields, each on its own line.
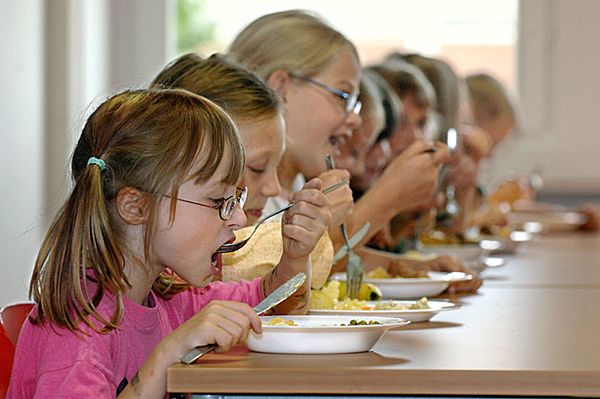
left=186, top=99, right=245, bottom=186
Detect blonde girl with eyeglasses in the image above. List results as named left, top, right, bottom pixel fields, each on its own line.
left=229, top=10, right=450, bottom=261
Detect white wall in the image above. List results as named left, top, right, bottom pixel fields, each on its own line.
left=0, top=1, right=45, bottom=305
left=486, top=0, right=600, bottom=195
left=0, top=0, right=171, bottom=305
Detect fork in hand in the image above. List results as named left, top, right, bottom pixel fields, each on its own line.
left=324, top=154, right=364, bottom=299
left=216, top=178, right=349, bottom=254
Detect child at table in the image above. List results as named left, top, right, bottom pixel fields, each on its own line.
left=150, top=52, right=336, bottom=291
left=8, top=89, right=331, bottom=398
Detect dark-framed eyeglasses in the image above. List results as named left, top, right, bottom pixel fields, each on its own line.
left=290, top=73, right=361, bottom=114
left=165, top=186, right=247, bottom=221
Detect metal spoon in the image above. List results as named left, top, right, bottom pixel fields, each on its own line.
left=215, top=179, right=349, bottom=254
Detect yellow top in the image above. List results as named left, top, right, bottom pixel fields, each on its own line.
left=221, top=220, right=333, bottom=289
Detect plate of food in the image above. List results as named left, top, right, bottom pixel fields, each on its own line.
left=464, top=256, right=507, bottom=273
left=482, top=230, right=535, bottom=254
left=417, top=229, right=489, bottom=261
left=330, top=271, right=472, bottom=299
left=308, top=297, right=458, bottom=323
left=508, top=210, right=588, bottom=233
left=246, top=315, right=409, bottom=354
left=417, top=243, right=484, bottom=261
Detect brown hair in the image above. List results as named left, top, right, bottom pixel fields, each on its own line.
left=30, top=89, right=244, bottom=333
left=151, top=53, right=282, bottom=122
left=228, top=9, right=359, bottom=80
left=363, top=69, right=402, bottom=142
left=387, top=52, right=460, bottom=137
left=369, top=59, right=436, bottom=110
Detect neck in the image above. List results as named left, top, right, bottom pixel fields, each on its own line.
left=121, top=248, right=162, bottom=306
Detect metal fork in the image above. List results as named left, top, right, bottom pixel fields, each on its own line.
left=216, top=178, right=349, bottom=254
left=325, top=155, right=364, bottom=299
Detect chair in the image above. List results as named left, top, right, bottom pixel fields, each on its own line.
left=0, top=302, right=33, bottom=398
left=0, top=324, right=15, bottom=398
left=0, top=302, right=34, bottom=347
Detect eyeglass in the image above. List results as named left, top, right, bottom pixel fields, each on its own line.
left=165, top=186, right=247, bottom=221
left=291, top=74, right=361, bottom=114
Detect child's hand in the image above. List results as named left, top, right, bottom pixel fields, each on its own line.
left=379, top=140, right=450, bottom=211
left=317, top=169, right=353, bottom=229
left=281, top=178, right=332, bottom=260
left=168, top=301, right=262, bottom=357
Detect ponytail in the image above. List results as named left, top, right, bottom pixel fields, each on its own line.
left=30, top=160, right=127, bottom=333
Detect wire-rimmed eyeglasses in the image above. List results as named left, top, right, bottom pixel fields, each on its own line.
left=165, top=186, right=247, bottom=221
left=290, top=73, right=361, bottom=114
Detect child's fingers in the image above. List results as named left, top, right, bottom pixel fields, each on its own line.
left=211, top=318, right=243, bottom=352
left=205, top=301, right=262, bottom=335
left=290, top=189, right=328, bottom=208
left=286, top=201, right=322, bottom=222
left=218, top=301, right=263, bottom=334
left=302, top=177, right=323, bottom=191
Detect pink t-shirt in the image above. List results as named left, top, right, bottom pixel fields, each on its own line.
left=7, top=278, right=263, bottom=398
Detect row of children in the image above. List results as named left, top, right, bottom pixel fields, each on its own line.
left=10, top=8, right=596, bottom=398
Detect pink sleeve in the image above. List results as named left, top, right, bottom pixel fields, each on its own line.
left=178, top=277, right=264, bottom=320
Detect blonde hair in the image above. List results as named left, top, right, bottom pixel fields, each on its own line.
left=151, top=53, right=282, bottom=122
left=388, top=53, right=460, bottom=137
left=228, top=9, right=359, bottom=79
left=30, top=89, right=244, bottom=333
left=465, top=72, right=517, bottom=129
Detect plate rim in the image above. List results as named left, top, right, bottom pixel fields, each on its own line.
left=308, top=300, right=458, bottom=315
left=257, top=315, right=410, bottom=331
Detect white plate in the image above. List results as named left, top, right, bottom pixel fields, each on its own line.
left=308, top=300, right=458, bottom=323
left=484, top=230, right=534, bottom=254
left=465, top=256, right=507, bottom=273
left=508, top=210, right=587, bottom=233
left=331, top=271, right=472, bottom=299
left=246, top=315, right=409, bottom=354
left=418, top=243, right=484, bottom=261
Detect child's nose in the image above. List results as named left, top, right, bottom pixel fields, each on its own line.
left=228, top=204, right=247, bottom=229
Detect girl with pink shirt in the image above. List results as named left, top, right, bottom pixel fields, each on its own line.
left=8, top=89, right=330, bottom=398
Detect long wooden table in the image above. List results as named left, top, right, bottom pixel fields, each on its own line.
left=168, top=232, right=600, bottom=397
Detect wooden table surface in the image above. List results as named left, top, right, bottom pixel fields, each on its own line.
left=168, top=232, right=600, bottom=397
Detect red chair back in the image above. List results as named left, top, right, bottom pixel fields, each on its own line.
left=0, top=302, right=34, bottom=347
left=0, top=324, right=15, bottom=399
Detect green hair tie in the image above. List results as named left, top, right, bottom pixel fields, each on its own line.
left=87, top=157, right=106, bottom=171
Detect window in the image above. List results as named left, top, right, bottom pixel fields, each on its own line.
left=176, top=0, right=518, bottom=90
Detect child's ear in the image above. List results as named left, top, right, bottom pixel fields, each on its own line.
left=115, top=186, right=149, bottom=225
left=266, top=70, right=291, bottom=103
